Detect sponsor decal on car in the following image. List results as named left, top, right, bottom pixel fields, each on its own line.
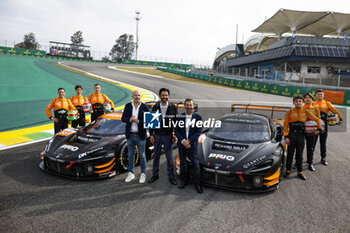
left=224, top=118, right=262, bottom=124
left=208, top=153, right=235, bottom=161
left=77, top=136, right=99, bottom=143
left=212, top=142, right=249, bottom=153
left=78, top=147, right=104, bottom=159
left=60, top=145, right=79, bottom=151
left=56, top=128, right=77, bottom=136
left=243, top=155, right=267, bottom=169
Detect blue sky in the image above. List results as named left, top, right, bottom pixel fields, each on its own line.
left=1, top=0, right=349, bottom=65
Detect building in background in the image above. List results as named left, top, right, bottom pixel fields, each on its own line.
left=48, top=41, right=91, bottom=60
left=214, top=9, right=350, bottom=85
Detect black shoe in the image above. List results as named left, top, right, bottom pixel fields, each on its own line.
left=195, top=185, right=203, bottom=194
left=284, top=172, right=290, bottom=178
left=308, top=164, right=316, bottom=172
left=148, top=175, right=159, bottom=183
left=168, top=178, right=177, bottom=185
left=321, top=159, right=328, bottom=166
left=179, top=181, right=187, bottom=189
left=297, top=173, right=307, bottom=180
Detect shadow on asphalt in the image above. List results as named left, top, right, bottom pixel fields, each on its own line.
left=1, top=144, right=274, bottom=217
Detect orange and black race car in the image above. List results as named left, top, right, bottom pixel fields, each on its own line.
left=177, top=104, right=292, bottom=192
left=39, top=101, right=196, bottom=180
left=39, top=112, right=154, bottom=179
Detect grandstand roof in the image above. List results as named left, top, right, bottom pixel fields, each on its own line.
left=244, top=34, right=279, bottom=52
left=252, top=9, right=350, bottom=37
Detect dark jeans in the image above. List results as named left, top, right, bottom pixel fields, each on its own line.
left=178, top=145, right=200, bottom=185
left=152, top=135, right=174, bottom=178
left=314, top=123, right=328, bottom=159
left=127, top=134, right=146, bottom=174
left=286, top=134, right=305, bottom=173
left=305, top=135, right=317, bottom=164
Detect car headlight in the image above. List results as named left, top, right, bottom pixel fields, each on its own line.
left=273, top=147, right=283, bottom=156
left=198, top=134, right=207, bottom=143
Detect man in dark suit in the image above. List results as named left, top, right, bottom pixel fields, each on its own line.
left=175, top=98, right=203, bottom=193
left=148, top=88, right=178, bottom=185
left=122, top=90, right=149, bottom=183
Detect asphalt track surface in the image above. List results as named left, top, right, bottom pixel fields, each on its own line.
left=1, top=62, right=350, bottom=233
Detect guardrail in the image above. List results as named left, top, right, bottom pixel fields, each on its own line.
left=157, top=67, right=350, bottom=106
left=0, top=46, right=191, bottom=69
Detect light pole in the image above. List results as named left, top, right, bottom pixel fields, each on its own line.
left=135, top=11, right=141, bottom=60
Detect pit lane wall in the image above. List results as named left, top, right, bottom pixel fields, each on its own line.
left=157, top=67, right=350, bottom=106
left=0, top=46, right=191, bottom=69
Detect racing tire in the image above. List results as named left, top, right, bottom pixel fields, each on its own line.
left=145, top=139, right=154, bottom=160
left=279, top=150, right=286, bottom=180
left=117, top=143, right=140, bottom=172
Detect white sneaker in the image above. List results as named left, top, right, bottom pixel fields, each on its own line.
left=125, top=172, right=135, bottom=183
left=139, top=173, right=146, bottom=183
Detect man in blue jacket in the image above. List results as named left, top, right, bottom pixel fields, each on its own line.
left=148, top=88, right=178, bottom=185
left=122, top=90, right=149, bottom=183
left=175, top=98, right=203, bottom=193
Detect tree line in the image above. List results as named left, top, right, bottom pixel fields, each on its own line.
left=16, top=31, right=135, bottom=61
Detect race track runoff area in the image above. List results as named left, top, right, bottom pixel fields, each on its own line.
left=0, top=55, right=136, bottom=148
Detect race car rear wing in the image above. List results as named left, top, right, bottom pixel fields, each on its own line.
left=231, top=104, right=291, bottom=119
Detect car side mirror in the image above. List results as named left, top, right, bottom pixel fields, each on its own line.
left=275, top=124, right=283, bottom=142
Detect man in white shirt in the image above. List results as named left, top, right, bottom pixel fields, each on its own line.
left=175, top=99, right=203, bottom=193
left=122, top=90, right=149, bottom=183
left=148, top=88, right=178, bottom=185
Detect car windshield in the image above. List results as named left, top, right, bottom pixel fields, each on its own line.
left=207, top=117, right=270, bottom=143
left=84, top=118, right=125, bottom=135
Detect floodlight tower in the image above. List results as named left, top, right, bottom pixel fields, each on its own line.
left=135, top=11, right=141, bottom=60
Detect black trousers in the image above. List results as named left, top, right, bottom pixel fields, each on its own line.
left=91, top=109, right=104, bottom=122
left=314, top=123, right=328, bottom=159
left=178, top=146, right=201, bottom=186
left=54, top=116, right=68, bottom=134
left=71, top=112, right=85, bottom=128
left=286, top=134, right=305, bottom=173
left=305, top=135, right=317, bottom=164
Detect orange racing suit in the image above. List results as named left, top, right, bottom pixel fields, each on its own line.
left=88, top=93, right=115, bottom=122
left=284, top=108, right=322, bottom=173
left=312, top=100, right=343, bottom=159
left=303, top=105, right=321, bottom=165
left=46, top=97, right=76, bottom=134
left=70, top=95, right=89, bottom=128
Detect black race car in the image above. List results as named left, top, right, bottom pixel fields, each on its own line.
left=184, top=104, right=291, bottom=192
left=39, top=112, right=154, bottom=179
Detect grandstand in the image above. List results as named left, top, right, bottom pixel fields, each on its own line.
left=214, top=9, right=350, bottom=83
left=49, top=41, right=91, bottom=59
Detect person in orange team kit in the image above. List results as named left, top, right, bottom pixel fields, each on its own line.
left=88, top=84, right=115, bottom=122
left=303, top=92, right=321, bottom=172
left=312, top=89, right=343, bottom=166
left=284, top=96, right=322, bottom=181
left=70, top=85, right=89, bottom=128
left=46, top=88, right=76, bottom=134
